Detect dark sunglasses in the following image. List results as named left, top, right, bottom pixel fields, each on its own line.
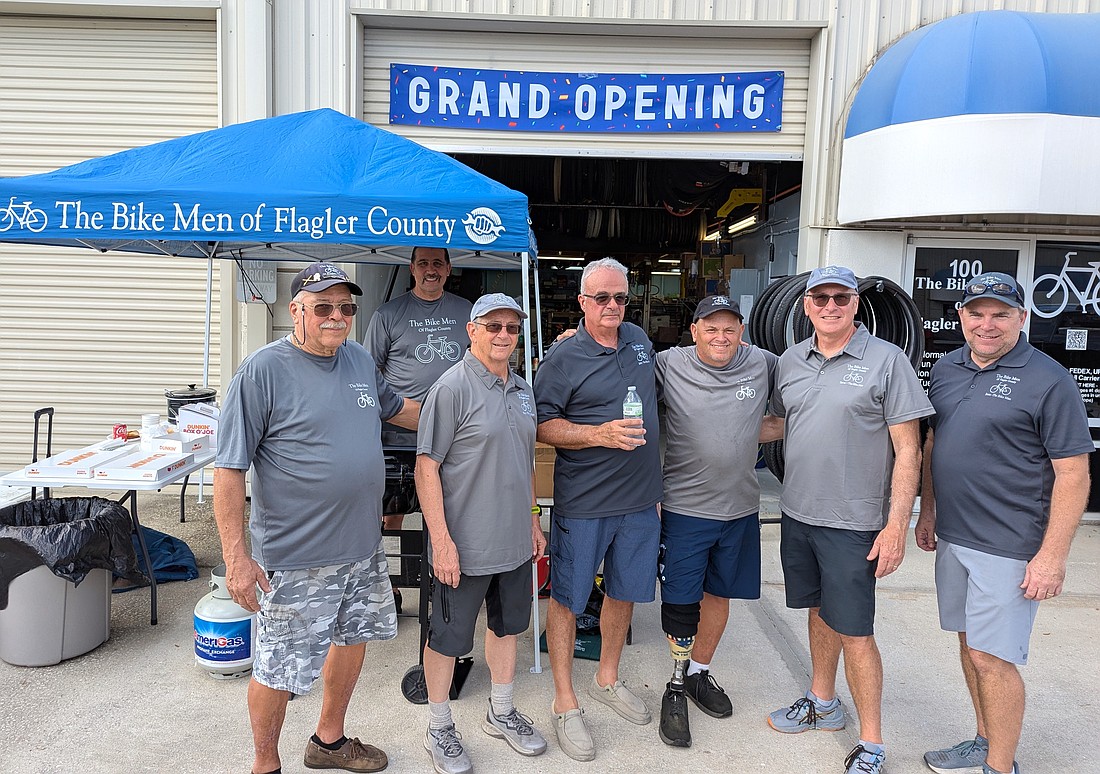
left=582, top=292, right=630, bottom=306
left=806, top=292, right=855, bottom=307
left=474, top=321, right=521, bottom=335
left=964, top=282, right=1022, bottom=302
left=303, top=302, right=358, bottom=317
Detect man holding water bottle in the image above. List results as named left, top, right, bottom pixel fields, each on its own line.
left=533, top=257, right=662, bottom=762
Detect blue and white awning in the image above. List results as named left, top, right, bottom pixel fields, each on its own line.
left=838, top=11, right=1100, bottom=224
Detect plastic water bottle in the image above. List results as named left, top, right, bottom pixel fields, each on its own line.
left=623, top=385, right=643, bottom=420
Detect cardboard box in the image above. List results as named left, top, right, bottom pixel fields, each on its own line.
left=534, top=443, right=556, bottom=499
left=96, top=451, right=194, bottom=482
left=724, top=254, right=745, bottom=275
left=152, top=434, right=210, bottom=455
left=23, top=444, right=135, bottom=479
left=177, top=403, right=220, bottom=449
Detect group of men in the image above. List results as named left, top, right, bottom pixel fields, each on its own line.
left=214, top=254, right=1090, bottom=774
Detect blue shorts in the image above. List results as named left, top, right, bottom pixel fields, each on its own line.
left=659, top=510, right=761, bottom=604
left=935, top=539, right=1038, bottom=665
left=780, top=514, right=877, bottom=637
left=549, top=506, right=660, bottom=615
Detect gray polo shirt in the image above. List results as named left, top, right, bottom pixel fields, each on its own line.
left=928, top=336, right=1093, bottom=560
left=418, top=351, right=537, bottom=575
left=216, top=337, right=403, bottom=570
left=656, top=343, right=778, bottom=521
left=533, top=320, right=662, bottom=519
left=772, top=323, right=934, bottom=531
left=363, top=291, right=473, bottom=402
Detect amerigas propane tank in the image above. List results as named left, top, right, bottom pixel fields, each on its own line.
left=194, top=563, right=257, bottom=679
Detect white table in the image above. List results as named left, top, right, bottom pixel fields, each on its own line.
left=1, top=451, right=216, bottom=625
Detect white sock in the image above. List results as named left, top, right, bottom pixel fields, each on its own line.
left=428, top=699, right=453, bottom=730
left=490, top=681, right=515, bottom=718
left=687, top=659, right=708, bottom=677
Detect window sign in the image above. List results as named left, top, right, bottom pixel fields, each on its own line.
left=911, top=246, right=1017, bottom=390
left=1029, top=243, right=1100, bottom=416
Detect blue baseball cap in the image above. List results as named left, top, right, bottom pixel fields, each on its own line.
left=806, top=265, right=859, bottom=292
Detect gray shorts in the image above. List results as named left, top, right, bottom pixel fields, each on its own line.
left=936, top=539, right=1038, bottom=665
left=253, top=543, right=397, bottom=695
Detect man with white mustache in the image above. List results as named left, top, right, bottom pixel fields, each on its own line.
left=215, top=261, right=419, bottom=774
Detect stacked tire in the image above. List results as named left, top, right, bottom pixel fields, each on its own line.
left=749, top=272, right=925, bottom=481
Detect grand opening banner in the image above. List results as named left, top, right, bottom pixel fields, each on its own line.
left=390, top=64, right=784, bottom=133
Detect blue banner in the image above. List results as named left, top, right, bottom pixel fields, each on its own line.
left=390, top=64, right=783, bottom=133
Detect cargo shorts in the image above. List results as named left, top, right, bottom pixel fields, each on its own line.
left=252, top=542, right=397, bottom=695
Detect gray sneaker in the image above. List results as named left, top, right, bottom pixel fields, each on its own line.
left=767, top=691, right=845, bottom=733
left=424, top=725, right=472, bottom=774
left=925, top=736, right=988, bottom=773
left=482, top=704, right=547, bottom=757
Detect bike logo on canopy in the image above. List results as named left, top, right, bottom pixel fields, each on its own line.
left=1, top=197, right=47, bottom=233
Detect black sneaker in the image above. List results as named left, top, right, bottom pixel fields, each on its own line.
left=659, top=683, right=691, bottom=748
left=393, top=588, right=402, bottom=615
left=683, top=669, right=733, bottom=718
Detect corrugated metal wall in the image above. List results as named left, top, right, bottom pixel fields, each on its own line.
left=350, top=0, right=831, bottom=20
left=0, top=15, right=220, bottom=473
left=361, top=25, right=811, bottom=158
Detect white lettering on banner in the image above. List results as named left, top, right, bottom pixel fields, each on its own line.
left=366, top=206, right=456, bottom=242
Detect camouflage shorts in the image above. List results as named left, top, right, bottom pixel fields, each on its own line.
left=252, top=543, right=397, bottom=695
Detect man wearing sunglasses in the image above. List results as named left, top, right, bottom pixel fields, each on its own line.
left=215, top=261, right=419, bottom=774
left=416, top=293, right=547, bottom=774
left=916, top=273, right=1091, bottom=774
left=534, top=257, right=662, bottom=762
left=364, top=247, right=473, bottom=564
left=652, top=294, right=782, bottom=748
left=768, top=265, right=933, bottom=774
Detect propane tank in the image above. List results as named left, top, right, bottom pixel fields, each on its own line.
left=194, top=563, right=257, bottom=679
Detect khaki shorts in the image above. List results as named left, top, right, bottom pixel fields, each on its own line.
left=252, top=542, right=397, bottom=695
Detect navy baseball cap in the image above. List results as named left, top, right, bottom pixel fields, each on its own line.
left=693, top=295, right=743, bottom=321
left=806, top=266, right=859, bottom=292
left=291, top=262, right=363, bottom=296
left=959, top=272, right=1024, bottom=309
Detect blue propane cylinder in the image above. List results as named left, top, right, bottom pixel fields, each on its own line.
left=194, top=563, right=257, bottom=679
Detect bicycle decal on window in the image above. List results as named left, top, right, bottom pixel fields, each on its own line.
left=1030, top=252, right=1100, bottom=318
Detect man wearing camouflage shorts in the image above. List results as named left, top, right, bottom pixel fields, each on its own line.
left=215, top=262, right=419, bottom=774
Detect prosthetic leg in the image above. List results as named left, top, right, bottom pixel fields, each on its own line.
left=660, top=601, right=700, bottom=747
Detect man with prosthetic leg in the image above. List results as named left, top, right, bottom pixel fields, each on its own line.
left=653, top=295, right=780, bottom=747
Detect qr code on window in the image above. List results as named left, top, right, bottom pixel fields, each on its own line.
left=1066, top=329, right=1088, bottom=351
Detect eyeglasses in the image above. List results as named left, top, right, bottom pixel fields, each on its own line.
left=302, top=302, right=358, bottom=317
left=582, top=292, right=630, bottom=306
left=474, top=321, right=521, bottom=335
left=964, top=282, right=1022, bottom=302
left=806, top=292, right=855, bottom=307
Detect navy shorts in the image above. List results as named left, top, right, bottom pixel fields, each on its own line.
left=549, top=506, right=660, bottom=615
left=780, top=514, right=877, bottom=637
left=659, top=510, right=761, bottom=604
left=426, top=560, right=533, bottom=658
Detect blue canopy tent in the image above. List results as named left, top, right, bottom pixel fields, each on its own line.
left=0, top=108, right=544, bottom=382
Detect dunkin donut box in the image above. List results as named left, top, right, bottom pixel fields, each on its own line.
left=96, top=451, right=194, bottom=482
left=23, top=444, right=135, bottom=479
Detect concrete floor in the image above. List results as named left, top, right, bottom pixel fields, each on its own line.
left=2, top=477, right=1099, bottom=774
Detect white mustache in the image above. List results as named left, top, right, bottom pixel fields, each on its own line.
left=320, top=321, right=348, bottom=330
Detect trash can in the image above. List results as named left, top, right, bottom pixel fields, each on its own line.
left=0, top=497, right=147, bottom=666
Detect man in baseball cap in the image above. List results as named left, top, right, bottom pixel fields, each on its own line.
left=653, top=294, right=780, bottom=748
left=917, top=272, right=1089, bottom=774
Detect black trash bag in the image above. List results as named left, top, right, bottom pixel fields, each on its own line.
left=0, top=497, right=148, bottom=610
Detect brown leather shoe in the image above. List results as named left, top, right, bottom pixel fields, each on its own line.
left=304, top=737, right=388, bottom=772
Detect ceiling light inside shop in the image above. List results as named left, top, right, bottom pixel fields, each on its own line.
left=727, top=214, right=758, bottom=235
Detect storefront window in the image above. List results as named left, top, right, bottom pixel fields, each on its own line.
left=1029, top=243, right=1100, bottom=419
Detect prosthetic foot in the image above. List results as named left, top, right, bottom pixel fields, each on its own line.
left=660, top=634, right=694, bottom=748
